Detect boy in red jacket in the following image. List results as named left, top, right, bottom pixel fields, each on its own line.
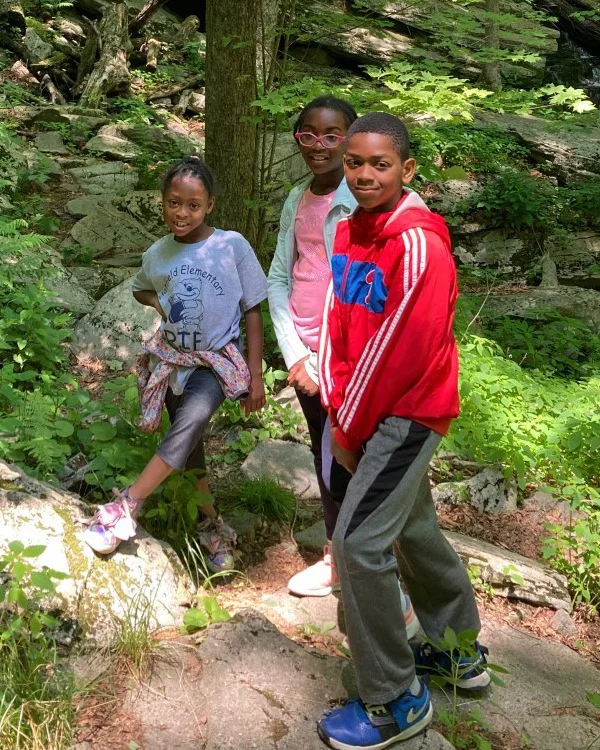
left=317, top=112, right=489, bottom=750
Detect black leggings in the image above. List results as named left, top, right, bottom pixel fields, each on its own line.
left=295, top=389, right=352, bottom=540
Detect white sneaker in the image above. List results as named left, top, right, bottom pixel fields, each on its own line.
left=288, top=543, right=338, bottom=597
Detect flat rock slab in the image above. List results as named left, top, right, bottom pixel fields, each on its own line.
left=124, top=610, right=452, bottom=749
left=479, top=621, right=600, bottom=750
left=242, top=439, right=320, bottom=499
left=35, top=130, right=70, bottom=154
left=261, top=586, right=347, bottom=642
left=68, top=161, right=138, bottom=194
left=432, top=467, right=518, bottom=514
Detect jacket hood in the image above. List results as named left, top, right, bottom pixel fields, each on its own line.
left=380, top=189, right=451, bottom=246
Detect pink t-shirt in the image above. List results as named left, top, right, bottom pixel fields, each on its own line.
left=289, top=188, right=335, bottom=352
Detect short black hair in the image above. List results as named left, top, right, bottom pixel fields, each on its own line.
left=161, top=156, right=216, bottom=197
left=294, top=95, right=358, bottom=135
left=347, top=112, right=410, bottom=160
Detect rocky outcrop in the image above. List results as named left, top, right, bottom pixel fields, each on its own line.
left=477, top=112, right=600, bottom=183
left=432, top=467, right=518, bottom=514
left=483, top=284, right=600, bottom=333
left=0, top=461, right=194, bottom=644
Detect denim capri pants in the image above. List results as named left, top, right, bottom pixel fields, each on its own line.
left=157, top=367, right=225, bottom=471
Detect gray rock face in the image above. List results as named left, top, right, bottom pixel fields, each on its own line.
left=84, top=133, right=141, bottom=160
left=445, top=529, right=571, bottom=610
left=432, top=467, right=518, bottom=514
left=45, top=261, right=96, bottom=318
left=70, top=266, right=138, bottom=300
left=124, top=610, right=453, bottom=750
left=24, top=28, right=53, bottom=63
left=71, top=277, right=161, bottom=365
left=68, top=161, right=139, bottom=194
left=242, top=439, right=319, bottom=499
left=34, top=130, right=69, bottom=154
left=551, top=608, right=578, bottom=637
left=478, top=112, right=600, bottom=183
left=548, top=230, right=600, bottom=290
left=113, top=190, right=164, bottom=235
left=483, top=285, right=600, bottom=334
left=432, top=179, right=480, bottom=214
left=461, top=229, right=525, bottom=268
left=0, top=461, right=194, bottom=645
left=69, top=203, right=157, bottom=259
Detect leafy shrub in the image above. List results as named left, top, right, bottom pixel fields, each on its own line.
left=411, top=124, right=529, bottom=175
left=558, top=179, right=600, bottom=230
left=446, top=324, right=600, bottom=608
left=468, top=169, right=556, bottom=232
left=481, top=311, right=600, bottom=379
left=0, top=542, right=74, bottom=749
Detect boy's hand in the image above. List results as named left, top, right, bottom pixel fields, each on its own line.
left=243, top=376, right=266, bottom=416
left=331, top=426, right=361, bottom=475
left=288, top=356, right=319, bottom=397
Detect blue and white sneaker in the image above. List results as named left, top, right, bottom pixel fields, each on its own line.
left=411, top=640, right=491, bottom=691
left=317, top=680, right=433, bottom=749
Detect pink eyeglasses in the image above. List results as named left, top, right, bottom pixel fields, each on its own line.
left=294, top=132, right=346, bottom=148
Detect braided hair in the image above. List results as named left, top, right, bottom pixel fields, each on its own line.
left=161, top=156, right=216, bottom=197
left=347, top=112, right=410, bottom=161
left=294, top=95, right=358, bottom=135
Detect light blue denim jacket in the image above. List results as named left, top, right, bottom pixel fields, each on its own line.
left=267, top=177, right=356, bottom=383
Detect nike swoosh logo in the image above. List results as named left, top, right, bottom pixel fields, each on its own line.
left=407, top=703, right=428, bottom=724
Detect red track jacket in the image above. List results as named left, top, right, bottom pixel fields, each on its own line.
left=319, top=189, right=459, bottom=453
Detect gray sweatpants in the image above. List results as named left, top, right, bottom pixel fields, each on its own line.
left=332, top=417, right=481, bottom=704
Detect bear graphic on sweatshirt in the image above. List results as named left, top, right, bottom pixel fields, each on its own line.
left=168, top=278, right=204, bottom=327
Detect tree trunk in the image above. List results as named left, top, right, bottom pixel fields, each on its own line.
left=79, top=1, right=131, bottom=108
left=128, top=0, right=168, bottom=35
left=205, top=0, right=259, bottom=237
left=73, top=20, right=100, bottom=96
left=480, top=0, right=502, bottom=91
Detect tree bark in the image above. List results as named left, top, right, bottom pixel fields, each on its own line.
left=79, top=1, right=131, bottom=108
left=205, top=0, right=259, bottom=237
left=73, top=21, right=99, bottom=96
left=480, top=0, right=502, bottom=91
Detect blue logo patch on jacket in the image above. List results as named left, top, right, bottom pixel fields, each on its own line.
left=332, top=255, right=388, bottom=314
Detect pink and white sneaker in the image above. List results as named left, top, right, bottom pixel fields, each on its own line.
left=288, top=543, right=338, bottom=598
left=82, top=488, right=141, bottom=555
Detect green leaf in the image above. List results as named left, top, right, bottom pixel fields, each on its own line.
left=30, top=612, right=41, bottom=637
left=30, top=571, right=55, bottom=592
left=183, top=607, right=209, bottom=632
left=12, top=561, right=27, bottom=582
left=7, top=587, right=28, bottom=608
left=90, top=422, right=117, bottom=441
left=203, top=596, right=231, bottom=624
left=21, top=545, right=46, bottom=558
left=442, top=166, right=469, bottom=180
left=587, top=692, right=600, bottom=710
left=54, top=420, right=75, bottom=437
left=8, top=540, right=24, bottom=554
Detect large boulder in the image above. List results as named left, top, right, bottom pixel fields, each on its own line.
left=241, top=439, right=320, bottom=499
left=0, top=461, right=194, bottom=645
left=71, top=277, right=161, bottom=366
left=45, top=262, right=96, bottom=319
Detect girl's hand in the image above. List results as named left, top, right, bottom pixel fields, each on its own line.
left=288, top=356, right=319, bottom=397
left=331, top=426, right=361, bottom=475
left=243, top=376, right=266, bottom=416
left=155, top=299, right=167, bottom=322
